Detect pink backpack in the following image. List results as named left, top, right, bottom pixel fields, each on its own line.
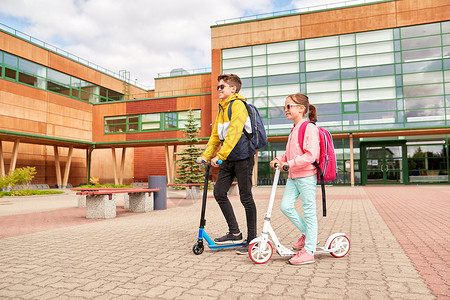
left=298, top=121, right=337, bottom=216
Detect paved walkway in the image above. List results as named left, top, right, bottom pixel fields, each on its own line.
left=0, top=185, right=448, bottom=299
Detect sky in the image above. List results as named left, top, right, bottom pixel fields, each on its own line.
left=0, top=0, right=366, bottom=89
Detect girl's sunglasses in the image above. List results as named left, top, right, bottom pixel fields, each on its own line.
left=284, top=104, right=303, bottom=110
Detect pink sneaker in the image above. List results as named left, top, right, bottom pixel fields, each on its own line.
left=292, top=234, right=306, bottom=250
left=289, top=248, right=315, bottom=265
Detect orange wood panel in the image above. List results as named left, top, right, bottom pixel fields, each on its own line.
left=45, top=146, right=87, bottom=186
left=396, top=0, right=450, bottom=27
left=46, top=94, right=92, bottom=141
left=301, top=2, right=397, bottom=37
left=0, top=79, right=47, bottom=100
left=0, top=31, right=49, bottom=66
left=90, top=148, right=134, bottom=184
left=48, top=52, right=101, bottom=83
left=212, top=15, right=302, bottom=50
left=147, top=90, right=155, bottom=98
left=92, top=103, right=127, bottom=142
left=155, top=73, right=211, bottom=96
left=0, top=115, right=47, bottom=135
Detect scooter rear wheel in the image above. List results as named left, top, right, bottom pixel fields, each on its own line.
left=329, top=235, right=350, bottom=258
left=249, top=241, right=273, bottom=264
left=193, top=242, right=204, bottom=255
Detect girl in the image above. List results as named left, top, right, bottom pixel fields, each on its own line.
left=270, top=93, right=320, bottom=265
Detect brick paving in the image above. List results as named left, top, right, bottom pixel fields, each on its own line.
left=364, top=185, right=450, bottom=300
left=0, top=185, right=447, bottom=299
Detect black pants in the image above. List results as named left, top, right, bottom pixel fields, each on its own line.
left=213, top=158, right=257, bottom=242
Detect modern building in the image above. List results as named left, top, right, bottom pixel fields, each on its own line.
left=1, top=0, right=449, bottom=187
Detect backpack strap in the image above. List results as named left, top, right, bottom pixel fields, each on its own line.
left=297, top=121, right=327, bottom=217
left=227, top=99, right=254, bottom=165
left=227, top=99, right=252, bottom=140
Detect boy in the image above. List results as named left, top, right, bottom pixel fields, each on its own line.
left=196, top=73, right=257, bottom=255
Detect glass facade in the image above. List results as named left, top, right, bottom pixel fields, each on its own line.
left=0, top=51, right=124, bottom=103
left=222, top=21, right=450, bottom=185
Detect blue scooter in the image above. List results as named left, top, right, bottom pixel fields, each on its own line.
left=192, top=160, right=246, bottom=255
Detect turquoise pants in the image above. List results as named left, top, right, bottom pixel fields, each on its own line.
left=280, top=175, right=318, bottom=252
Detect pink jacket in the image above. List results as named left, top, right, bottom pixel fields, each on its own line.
left=276, top=119, right=320, bottom=179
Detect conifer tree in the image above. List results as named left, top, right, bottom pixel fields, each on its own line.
left=174, top=109, right=204, bottom=184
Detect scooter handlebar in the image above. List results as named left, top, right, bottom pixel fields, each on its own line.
left=274, top=163, right=289, bottom=171
left=197, top=159, right=223, bottom=165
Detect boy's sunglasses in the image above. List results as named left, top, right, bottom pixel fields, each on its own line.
left=217, top=84, right=232, bottom=91
left=284, top=104, right=303, bottom=110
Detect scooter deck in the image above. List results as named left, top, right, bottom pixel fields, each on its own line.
left=200, top=228, right=246, bottom=249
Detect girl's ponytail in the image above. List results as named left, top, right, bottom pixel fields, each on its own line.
left=287, top=93, right=318, bottom=121
left=309, top=104, right=317, bottom=122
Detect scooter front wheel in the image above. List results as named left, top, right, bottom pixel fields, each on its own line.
left=193, top=242, right=204, bottom=255
left=249, top=241, right=273, bottom=264
left=329, top=235, right=350, bottom=258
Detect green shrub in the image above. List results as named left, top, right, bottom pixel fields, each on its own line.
left=0, top=166, right=37, bottom=190
left=0, top=190, right=64, bottom=197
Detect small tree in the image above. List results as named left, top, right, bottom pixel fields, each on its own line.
left=0, top=166, right=37, bottom=190
left=175, top=109, right=204, bottom=184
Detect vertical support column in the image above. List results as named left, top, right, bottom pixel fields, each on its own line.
left=54, top=146, right=62, bottom=188
left=111, top=147, right=118, bottom=185
left=252, top=150, right=258, bottom=186
left=119, top=147, right=126, bottom=185
left=87, top=147, right=93, bottom=184
left=349, top=133, right=355, bottom=187
left=165, top=144, right=175, bottom=184
left=172, top=145, right=177, bottom=184
left=10, top=140, right=20, bottom=172
left=0, top=140, right=5, bottom=176
left=62, top=146, right=74, bottom=188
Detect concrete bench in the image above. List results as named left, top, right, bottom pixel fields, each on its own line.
left=71, top=188, right=159, bottom=219
left=166, top=183, right=203, bottom=199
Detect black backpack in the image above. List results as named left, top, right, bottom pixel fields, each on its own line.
left=227, top=99, right=268, bottom=153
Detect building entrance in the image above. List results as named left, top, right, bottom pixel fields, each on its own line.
left=361, top=142, right=407, bottom=185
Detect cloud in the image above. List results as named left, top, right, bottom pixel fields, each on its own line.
left=0, top=0, right=307, bottom=88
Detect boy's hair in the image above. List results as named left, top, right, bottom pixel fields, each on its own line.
left=218, top=74, right=242, bottom=93
left=287, top=93, right=317, bottom=122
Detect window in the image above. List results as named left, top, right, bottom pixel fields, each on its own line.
left=141, top=113, right=161, bottom=130
left=105, top=116, right=127, bottom=133
left=401, top=23, right=441, bottom=38
left=343, top=102, right=358, bottom=113
left=0, top=51, right=124, bottom=102
left=220, top=21, right=450, bottom=133
left=178, top=110, right=201, bottom=129
left=4, top=53, right=17, bottom=80
left=222, top=46, right=251, bottom=59
left=401, top=36, right=441, bottom=50
left=267, top=63, right=299, bottom=75
left=165, top=112, right=177, bottom=129
left=267, top=41, right=298, bottom=53
left=104, top=115, right=140, bottom=133
left=222, top=57, right=252, bottom=69
left=408, top=143, right=448, bottom=182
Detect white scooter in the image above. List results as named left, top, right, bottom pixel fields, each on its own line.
left=248, top=164, right=350, bottom=264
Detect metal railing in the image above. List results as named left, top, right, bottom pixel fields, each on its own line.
left=215, top=0, right=392, bottom=25
left=157, top=67, right=211, bottom=78
left=0, top=22, right=152, bottom=90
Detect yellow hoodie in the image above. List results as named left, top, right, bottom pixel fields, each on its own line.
left=202, top=93, right=251, bottom=161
